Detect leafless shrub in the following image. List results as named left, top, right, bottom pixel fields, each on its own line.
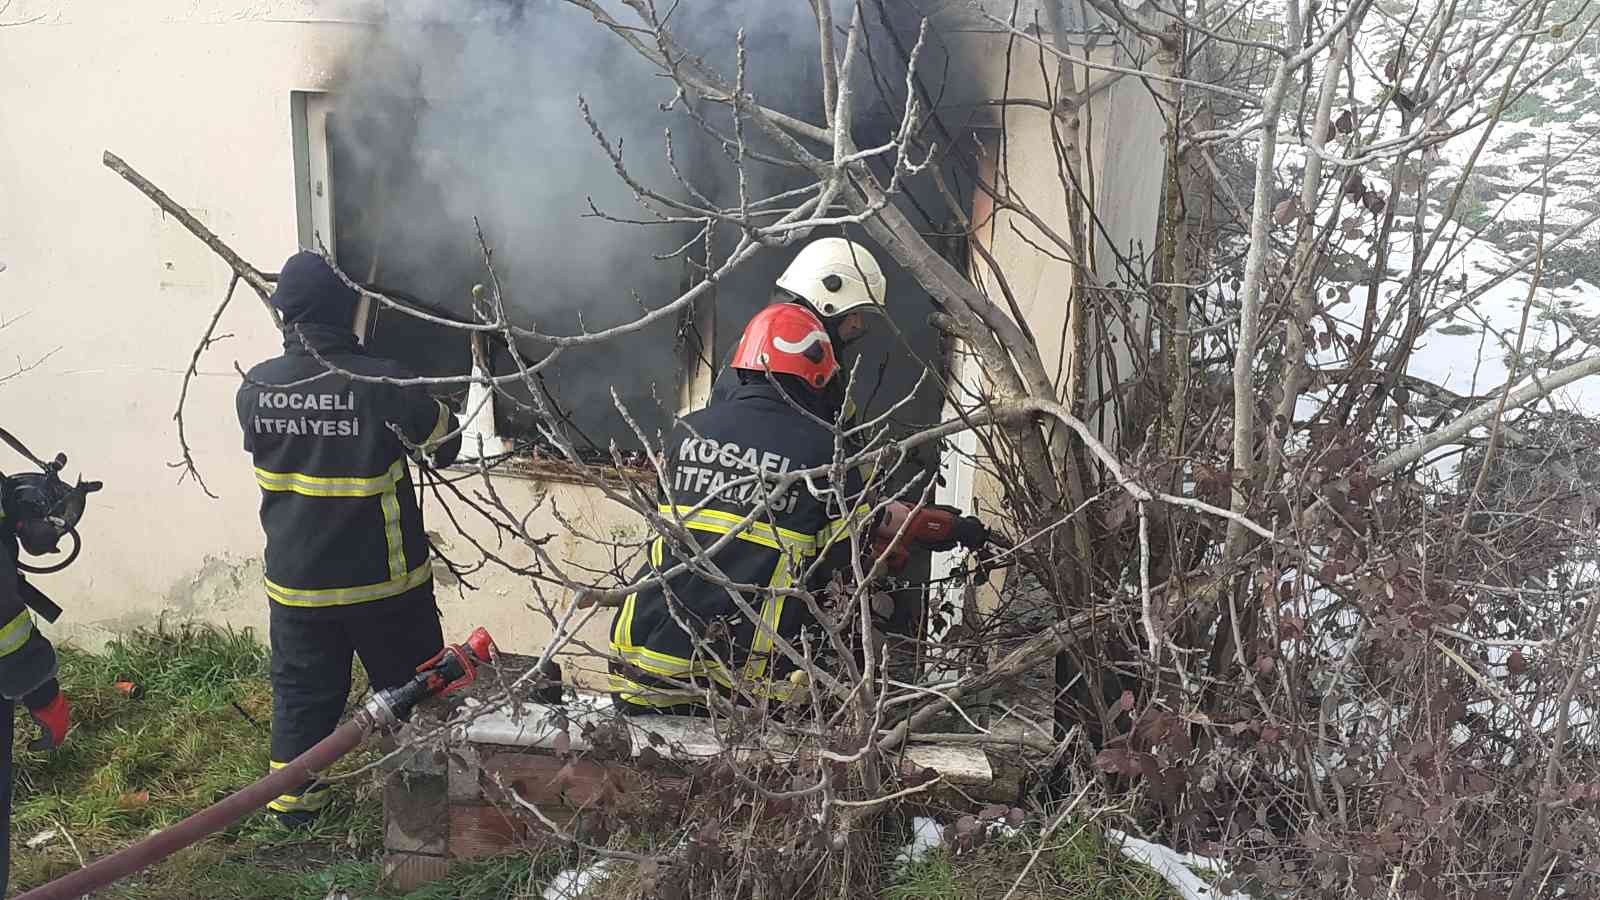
left=126, top=0, right=1600, bottom=894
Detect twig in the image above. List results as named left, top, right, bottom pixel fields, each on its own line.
left=101, top=151, right=278, bottom=318
left=1453, top=135, right=1551, bottom=553
left=830, top=776, right=944, bottom=808
left=1221, top=0, right=1312, bottom=565
left=1373, top=356, right=1600, bottom=478
left=52, top=816, right=85, bottom=869
left=999, top=780, right=1093, bottom=900
left=1508, top=586, right=1600, bottom=896
left=497, top=773, right=666, bottom=864
left=1138, top=500, right=1158, bottom=659
left=169, top=272, right=240, bottom=498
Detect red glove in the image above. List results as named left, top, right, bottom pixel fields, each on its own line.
left=27, top=690, right=71, bottom=751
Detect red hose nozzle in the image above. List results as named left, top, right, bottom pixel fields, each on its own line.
left=464, top=626, right=496, bottom=664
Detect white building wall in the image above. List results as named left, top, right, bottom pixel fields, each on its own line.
left=0, top=2, right=632, bottom=685
left=928, top=16, right=1168, bottom=618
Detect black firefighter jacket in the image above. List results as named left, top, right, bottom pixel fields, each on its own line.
left=0, top=482, right=58, bottom=702
left=609, top=380, right=870, bottom=706
left=236, top=325, right=461, bottom=609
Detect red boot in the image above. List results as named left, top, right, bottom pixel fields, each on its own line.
left=26, top=690, right=71, bottom=751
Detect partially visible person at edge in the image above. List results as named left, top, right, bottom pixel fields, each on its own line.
left=0, top=471, right=74, bottom=893
left=609, top=302, right=873, bottom=714
left=707, top=236, right=887, bottom=425
left=236, top=251, right=462, bottom=827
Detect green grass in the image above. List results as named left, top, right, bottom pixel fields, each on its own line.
left=5, top=623, right=562, bottom=900
left=885, top=823, right=1181, bottom=900
left=8, top=625, right=1185, bottom=899
left=885, top=855, right=965, bottom=900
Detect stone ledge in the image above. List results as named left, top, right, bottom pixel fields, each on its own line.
left=456, top=699, right=995, bottom=788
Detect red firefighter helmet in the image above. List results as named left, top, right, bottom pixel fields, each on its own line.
left=730, top=304, right=839, bottom=390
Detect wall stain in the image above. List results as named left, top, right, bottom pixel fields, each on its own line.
left=162, top=554, right=262, bottom=616
left=50, top=555, right=264, bottom=651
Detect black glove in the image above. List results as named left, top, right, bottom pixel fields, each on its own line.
left=915, top=504, right=991, bottom=552
left=949, top=514, right=990, bottom=551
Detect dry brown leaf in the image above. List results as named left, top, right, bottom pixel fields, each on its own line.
left=1508, top=649, right=1528, bottom=675
left=117, top=791, right=151, bottom=810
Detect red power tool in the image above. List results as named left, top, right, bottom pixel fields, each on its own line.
left=871, top=503, right=998, bottom=572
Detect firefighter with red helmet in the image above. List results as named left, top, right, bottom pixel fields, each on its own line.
left=705, top=237, right=987, bottom=658
left=708, top=237, right=887, bottom=421
left=608, top=304, right=993, bottom=712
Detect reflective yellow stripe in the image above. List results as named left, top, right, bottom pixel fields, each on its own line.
left=608, top=667, right=792, bottom=706
left=745, top=566, right=795, bottom=673
left=268, top=787, right=332, bottom=813
left=613, top=645, right=733, bottom=684
left=610, top=641, right=788, bottom=697
left=266, top=761, right=333, bottom=813
left=658, top=505, right=817, bottom=556
left=612, top=508, right=824, bottom=697
left=610, top=537, right=740, bottom=688
left=817, top=503, right=873, bottom=551
left=266, top=562, right=432, bottom=608
left=612, top=537, right=660, bottom=652
left=0, top=609, right=33, bottom=658
left=611, top=539, right=735, bottom=681
left=607, top=673, right=705, bottom=707
left=425, top=401, right=450, bottom=446
left=258, top=460, right=416, bottom=605
left=613, top=588, right=636, bottom=651
left=644, top=504, right=840, bottom=682
left=253, top=459, right=405, bottom=498
left=380, top=489, right=406, bottom=581
left=379, top=459, right=408, bottom=583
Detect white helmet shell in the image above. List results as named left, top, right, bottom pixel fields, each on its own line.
left=774, top=237, right=886, bottom=318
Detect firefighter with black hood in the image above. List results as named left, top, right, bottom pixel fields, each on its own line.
left=236, top=251, right=462, bottom=826
left=609, top=304, right=994, bottom=713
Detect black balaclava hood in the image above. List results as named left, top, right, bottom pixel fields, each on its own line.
left=271, top=251, right=358, bottom=328
left=736, top=369, right=840, bottom=421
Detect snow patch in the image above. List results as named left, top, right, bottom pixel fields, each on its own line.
left=894, top=816, right=944, bottom=868
left=542, top=859, right=612, bottom=900
left=1108, top=830, right=1252, bottom=900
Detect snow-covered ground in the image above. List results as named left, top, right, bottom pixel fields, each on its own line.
left=1109, top=830, right=1254, bottom=900
left=1300, top=5, right=1600, bottom=419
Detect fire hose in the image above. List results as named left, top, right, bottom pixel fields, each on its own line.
left=16, top=627, right=499, bottom=900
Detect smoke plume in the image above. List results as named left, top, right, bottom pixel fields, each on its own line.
left=329, top=0, right=957, bottom=448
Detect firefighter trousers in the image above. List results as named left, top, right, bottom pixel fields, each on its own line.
left=1, top=696, right=11, bottom=895
left=267, top=583, right=444, bottom=815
